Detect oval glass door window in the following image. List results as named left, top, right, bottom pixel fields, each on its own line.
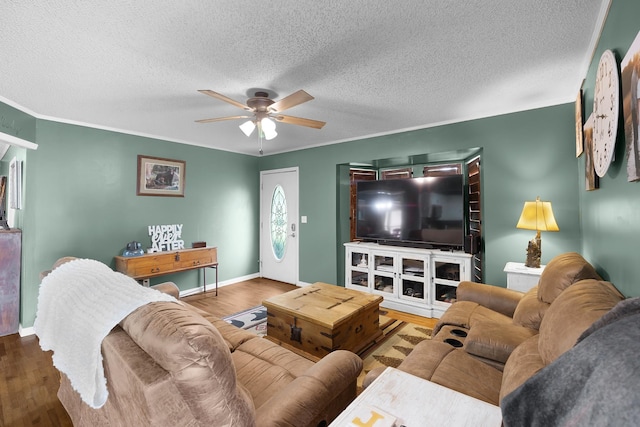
left=270, top=184, right=288, bottom=261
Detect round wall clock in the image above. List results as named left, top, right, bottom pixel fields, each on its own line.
left=592, top=49, right=620, bottom=178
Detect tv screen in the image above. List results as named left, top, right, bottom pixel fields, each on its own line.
left=356, top=175, right=465, bottom=248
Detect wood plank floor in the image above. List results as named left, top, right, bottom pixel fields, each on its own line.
left=181, top=277, right=297, bottom=317
left=0, top=278, right=436, bottom=426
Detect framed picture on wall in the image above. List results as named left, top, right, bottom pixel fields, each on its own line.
left=621, top=30, right=640, bottom=182
left=575, top=88, right=584, bottom=157
left=137, top=155, right=186, bottom=197
left=9, top=157, right=22, bottom=209
left=584, top=113, right=599, bottom=191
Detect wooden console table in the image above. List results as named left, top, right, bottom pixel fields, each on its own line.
left=115, top=247, right=218, bottom=295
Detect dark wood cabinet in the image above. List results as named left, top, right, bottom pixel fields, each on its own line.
left=0, top=229, right=21, bottom=336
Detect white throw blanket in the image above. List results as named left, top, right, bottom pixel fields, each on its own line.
left=34, top=258, right=177, bottom=408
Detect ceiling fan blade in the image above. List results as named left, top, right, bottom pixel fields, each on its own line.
left=269, top=90, right=314, bottom=113
left=275, top=115, right=326, bottom=129
left=198, top=90, right=249, bottom=110
left=195, top=115, right=251, bottom=124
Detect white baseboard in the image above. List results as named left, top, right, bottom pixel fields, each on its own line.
left=19, top=325, right=35, bottom=337
left=179, top=272, right=261, bottom=297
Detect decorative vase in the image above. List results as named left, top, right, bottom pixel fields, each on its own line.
left=122, top=241, right=144, bottom=257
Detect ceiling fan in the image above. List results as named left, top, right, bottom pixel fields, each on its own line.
left=196, top=89, right=326, bottom=142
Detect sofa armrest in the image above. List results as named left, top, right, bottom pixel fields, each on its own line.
left=255, top=350, right=363, bottom=427
left=150, top=281, right=180, bottom=298
left=464, top=321, right=538, bottom=364
left=457, top=281, right=524, bottom=318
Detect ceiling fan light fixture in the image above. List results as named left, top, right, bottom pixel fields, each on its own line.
left=198, top=89, right=322, bottom=146
left=261, top=117, right=277, bottom=140
left=239, top=120, right=256, bottom=137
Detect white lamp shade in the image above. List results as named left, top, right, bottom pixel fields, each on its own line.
left=261, top=118, right=277, bottom=140
left=239, top=120, right=256, bottom=137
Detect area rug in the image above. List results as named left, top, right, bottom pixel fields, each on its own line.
left=223, top=305, right=268, bottom=336
left=356, top=321, right=432, bottom=392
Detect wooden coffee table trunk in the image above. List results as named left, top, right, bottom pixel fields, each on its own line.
left=263, top=282, right=383, bottom=358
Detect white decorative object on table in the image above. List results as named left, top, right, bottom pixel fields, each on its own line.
left=148, top=223, right=185, bottom=252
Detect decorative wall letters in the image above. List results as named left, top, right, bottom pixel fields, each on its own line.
left=148, top=224, right=185, bottom=252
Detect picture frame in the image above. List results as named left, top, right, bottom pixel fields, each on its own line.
left=137, top=155, right=186, bottom=197
left=9, top=157, right=22, bottom=209
left=575, top=88, right=584, bottom=157
left=0, top=176, right=8, bottom=229
left=621, top=30, right=640, bottom=182
left=584, top=113, right=598, bottom=191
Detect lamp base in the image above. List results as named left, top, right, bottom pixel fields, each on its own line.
left=525, top=237, right=541, bottom=269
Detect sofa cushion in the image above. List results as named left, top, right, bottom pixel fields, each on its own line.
left=232, top=337, right=315, bottom=408
left=120, top=301, right=256, bottom=426
left=538, top=279, right=624, bottom=365
left=537, top=252, right=601, bottom=304
left=394, top=340, right=502, bottom=405
left=429, top=345, right=503, bottom=405
left=512, top=286, right=549, bottom=330
left=464, top=321, right=538, bottom=364
left=499, top=335, right=544, bottom=403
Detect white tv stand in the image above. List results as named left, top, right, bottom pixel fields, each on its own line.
left=344, top=242, right=472, bottom=318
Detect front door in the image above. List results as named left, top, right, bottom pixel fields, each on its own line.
left=260, top=168, right=299, bottom=284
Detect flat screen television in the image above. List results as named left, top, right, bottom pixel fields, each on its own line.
left=355, top=175, right=465, bottom=249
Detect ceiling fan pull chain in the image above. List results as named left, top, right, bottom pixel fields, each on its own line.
left=259, top=133, right=264, bottom=155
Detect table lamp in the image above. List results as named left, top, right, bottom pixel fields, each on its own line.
left=516, top=196, right=559, bottom=268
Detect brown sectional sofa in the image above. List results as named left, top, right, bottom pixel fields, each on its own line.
left=44, top=259, right=362, bottom=427
left=363, top=252, right=625, bottom=407
left=431, top=252, right=605, bottom=370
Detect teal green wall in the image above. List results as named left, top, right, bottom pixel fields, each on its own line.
left=579, top=0, right=640, bottom=297
left=259, top=104, right=581, bottom=288
left=17, top=120, right=259, bottom=328
left=0, top=101, right=36, bottom=143
left=5, top=0, right=640, bottom=330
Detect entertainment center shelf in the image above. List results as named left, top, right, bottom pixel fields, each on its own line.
left=344, top=242, right=472, bottom=318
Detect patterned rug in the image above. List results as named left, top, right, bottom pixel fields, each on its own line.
left=223, top=305, right=268, bottom=336
left=356, top=321, right=432, bottom=392
left=223, top=305, right=432, bottom=392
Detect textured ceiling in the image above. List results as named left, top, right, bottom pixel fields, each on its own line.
left=0, top=1, right=609, bottom=156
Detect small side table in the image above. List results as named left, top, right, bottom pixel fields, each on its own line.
left=329, top=367, right=502, bottom=426
left=504, top=262, right=545, bottom=293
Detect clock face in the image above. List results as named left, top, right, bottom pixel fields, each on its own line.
left=592, top=49, right=620, bottom=178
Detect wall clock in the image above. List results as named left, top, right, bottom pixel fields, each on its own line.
left=592, top=49, right=621, bottom=178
